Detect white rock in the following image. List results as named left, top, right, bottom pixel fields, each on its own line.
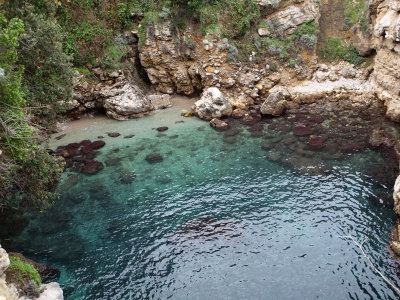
left=193, top=87, right=232, bottom=120
left=258, top=28, right=271, bottom=37
left=149, top=94, right=172, bottom=109
left=103, top=83, right=154, bottom=120
left=37, top=283, right=64, bottom=300
left=390, top=0, right=400, bottom=12
left=273, top=4, right=319, bottom=32
left=0, top=247, right=10, bottom=277
left=260, top=86, right=290, bottom=116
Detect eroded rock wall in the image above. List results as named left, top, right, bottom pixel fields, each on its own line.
left=371, top=0, right=400, bottom=122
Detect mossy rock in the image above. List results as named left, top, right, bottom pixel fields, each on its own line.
left=5, top=256, right=42, bottom=298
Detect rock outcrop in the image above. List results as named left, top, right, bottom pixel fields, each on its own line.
left=193, top=87, right=232, bottom=120
left=72, top=70, right=154, bottom=120
left=371, top=0, right=400, bottom=122
left=0, top=246, right=63, bottom=300
left=260, top=86, right=290, bottom=116
left=102, top=81, right=153, bottom=120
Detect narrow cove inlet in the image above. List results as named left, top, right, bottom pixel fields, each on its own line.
left=4, top=1, right=400, bottom=299
left=4, top=97, right=400, bottom=299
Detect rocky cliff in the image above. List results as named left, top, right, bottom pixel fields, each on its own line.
left=370, top=0, right=400, bottom=122
left=0, top=246, right=63, bottom=300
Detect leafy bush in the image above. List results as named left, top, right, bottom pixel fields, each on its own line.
left=16, top=8, right=74, bottom=129
left=0, top=13, right=64, bottom=211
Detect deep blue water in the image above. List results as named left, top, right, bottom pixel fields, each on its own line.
left=7, top=106, right=400, bottom=299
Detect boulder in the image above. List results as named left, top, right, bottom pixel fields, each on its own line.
left=149, top=94, right=172, bottom=109
left=103, top=83, right=154, bottom=120
left=210, top=118, right=230, bottom=131
left=232, top=108, right=246, bottom=119
left=260, top=87, right=290, bottom=116
left=272, top=3, right=319, bottom=33
left=193, top=87, right=232, bottom=120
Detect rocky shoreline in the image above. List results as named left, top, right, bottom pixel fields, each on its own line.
left=0, top=246, right=63, bottom=300
left=2, top=0, right=400, bottom=297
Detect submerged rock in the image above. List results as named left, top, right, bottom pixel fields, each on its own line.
left=107, top=132, right=121, bottom=138
left=120, top=170, right=136, bottom=184
left=239, top=113, right=262, bottom=125
left=54, top=134, right=66, bottom=140
left=293, top=125, right=313, bottom=136
left=210, top=118, right=230, bottom=131
left=307, top=136, right=325, bottom=149
left=224, top=129, right=240, bottom=137
left=367, top=128, right=393, bottom=148
left=82, top=140, right=105, bottom=154
left=145, top=153, right=163, bottom=163
left=105, top=158, right=121, bottom=167
left=82, top=160, right=104, bottom=174
left=223, top=136, right=236, bottom=144
left=340, top=143, right=365, bottom=153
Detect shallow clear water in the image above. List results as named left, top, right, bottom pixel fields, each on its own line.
left=9, top=104, right=400, bottom=299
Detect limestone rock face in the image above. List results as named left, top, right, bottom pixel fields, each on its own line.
left=194, top=87, right=232, bottom=120
left=103, top=82, right=153, bottom=120
left=0, top=247, right=10, bottom=277
left=371, top=1, right=400, bottom=122
left=271, top=3, right=319, bottom=33
left=260, top=86, right=290, bottom=116
left=139, top=22, right=203, bottom=95
left=394, top=175, right=400, bottom=216
left=72, top=70, right=154, bottom=120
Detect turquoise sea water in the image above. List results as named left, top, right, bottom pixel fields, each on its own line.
left=7, top=103, right=400, bottom=299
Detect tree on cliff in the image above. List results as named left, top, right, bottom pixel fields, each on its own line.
left=0, top=13, right=64, bottom=211
left=4, top=0, right=74, bottom=130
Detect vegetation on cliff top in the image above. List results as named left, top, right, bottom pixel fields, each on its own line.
left=8, top=256, right=42, bottom=288
left=0, top=6, right=65, bottom=211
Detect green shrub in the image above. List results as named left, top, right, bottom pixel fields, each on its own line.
left=319, top=38, right=365, bottom=66
left=0, top=12, right=64, bottom=211
left=16, top=8, right=74, bottom=129
left=294, top=20, right=318, bottom=36
left=8, top=256, right=42, bottom=287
